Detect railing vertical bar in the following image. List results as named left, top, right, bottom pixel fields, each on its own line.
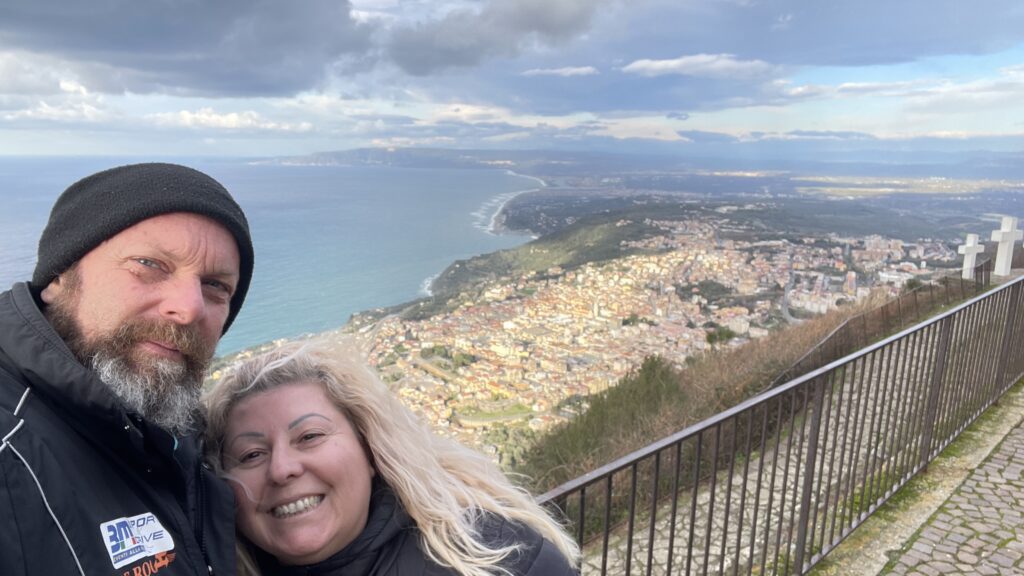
left=835, top=355, right=862, bottom=535
left=771, top=391, right=798, bottom=575
left=625, top=463, right=638, bottom=576
left=759, top=395, right=784, bottom=575
left=993, top=284, right=1019, bottom=392
left=878, top=335, right=906, bottom=494
left=984, top=288, right=1012, bottom=399
left=824, top=364, right=848, bottom=547
left=868, top=336, right=898, bottom=504
left=928, top=309, right=959, bottom=448
left=665, top=440, right=683, bottom=576
left=810, top=370, right=836, bottom=556
left=645, top=451, right=661, bottom=576
left=957, top=299, right=988, bottom=431
left=863, top=343, right=889, bottom=514
left=702, top=425, right=721, bottom=576
left=746, top=403, right=770, bottom=576
left=958, top=299, right=987, bottom=428
left=734, top=408, right=755, bottom=576
left=686, top=430, right=705, bottom=576
left=918, top=315, right=954, bottom=467
left=720, top=416, right=738, bottom=575
left=991, top=285, right=1015, bottom=388
left=897, top=292, right=904, bottom=329
left=889, top=328, right=918, bottom=486
left=784, top=385, right=811, bottom=575
left=602, top=475, right=612, bottom=576
left=576, top=487, right=587, bottom=549
left=907, top=320, right=940, bottom=475
left=794, top=376, right=826, bottom=571
left=951, top=299, right=984, bottom=436
left=847, top=350, right=880, bottom=520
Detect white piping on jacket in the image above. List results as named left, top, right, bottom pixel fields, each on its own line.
left=14, top=386, right=30, bottom=416
left=7, top=443, right=87, bottom=576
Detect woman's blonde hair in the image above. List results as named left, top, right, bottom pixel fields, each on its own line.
left=203, top=340, right=579, bottom=576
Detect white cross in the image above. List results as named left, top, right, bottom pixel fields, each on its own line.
left=991, top=215, right=1022, bottom=276
left=958, top=233, right=985, bottom=280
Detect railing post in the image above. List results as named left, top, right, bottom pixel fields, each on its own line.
left=995, top=281, right=1022, bottom=392
left=793, top=376, right=826, bottom=571
left=918, top=316, right=954, bottom=470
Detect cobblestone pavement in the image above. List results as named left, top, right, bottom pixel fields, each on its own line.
left=882, top=420, right=1024, bottom=575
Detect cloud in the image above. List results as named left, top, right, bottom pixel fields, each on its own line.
left=2, top=99, right=110, bottom=123
left=521, top=66, right=599, bottom=77
left=666, top=112, right=690, bottom=120
left=0, top=52, right=78, bottom=95
left=0, top=0, right=374, bottom=97
left=779, top=130, right=878, bottom=141
left=147, top=108, right=314, bottom=132
left=386, top=0, right=617, bottom=75
left=622, top=53, right=778, bottom=80
left=676, top=130, right=740, bottom=143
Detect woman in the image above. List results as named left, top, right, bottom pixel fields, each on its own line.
left=204, top=341, right=579, bottom=576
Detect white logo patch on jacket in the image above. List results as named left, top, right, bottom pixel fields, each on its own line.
left=100, top=512, right=175, bottom=569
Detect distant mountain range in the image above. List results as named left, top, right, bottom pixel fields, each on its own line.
left=259, top=145, right=1024, bottom=180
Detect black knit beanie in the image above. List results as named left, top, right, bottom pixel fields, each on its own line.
left=32, top=162, right=254, bottom=334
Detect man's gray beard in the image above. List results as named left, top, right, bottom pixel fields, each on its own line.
left=90, top=353, right=201, bottom=437
left=45, top=267, right=211, bottom=437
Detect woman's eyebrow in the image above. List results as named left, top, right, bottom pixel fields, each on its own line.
left=288, top=413, right=332, bottom=429
left=225, top=431, right=264, bottom=450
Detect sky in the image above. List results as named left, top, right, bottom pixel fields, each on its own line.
left=3, top=0, right=1024, bottom=159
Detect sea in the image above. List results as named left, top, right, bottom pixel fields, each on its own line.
left=0, top=157, right=538, bottom=355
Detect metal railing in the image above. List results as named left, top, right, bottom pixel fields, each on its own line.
left=540, top=269, right=1024, bottom=575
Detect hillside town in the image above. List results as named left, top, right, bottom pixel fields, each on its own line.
left=352, top=213, right=959, bottom=458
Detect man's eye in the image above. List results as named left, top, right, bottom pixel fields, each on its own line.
left=135, top=258, right=160, bottom=269
left=203, top=279, right=232, bottom=293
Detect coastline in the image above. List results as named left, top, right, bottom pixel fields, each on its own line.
left=486, top=171, right=547, bottom=234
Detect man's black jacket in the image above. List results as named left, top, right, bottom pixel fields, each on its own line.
left=0, top=283, right=236, bottom=576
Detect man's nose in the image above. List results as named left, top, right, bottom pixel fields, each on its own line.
left=158, top=276, right=205, bottom=325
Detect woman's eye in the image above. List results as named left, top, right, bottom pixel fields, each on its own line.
left=299, top=432, right=325, bottom=443
left=238, top=450, right=264, bottom=464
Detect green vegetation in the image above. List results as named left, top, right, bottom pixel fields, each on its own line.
left=622, top=312, right=656, bottom=327
left=420, top=344, right=477, bottom=368
left=705, top=326, right=737, bottom=344
left=428, top=217, right=659, bottom=297
left=678, top=279, right=732, bottom=300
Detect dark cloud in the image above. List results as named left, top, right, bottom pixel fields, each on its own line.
left=387, top=0, right=617, bottom=76
left=0, top=0, right=374, bottom=96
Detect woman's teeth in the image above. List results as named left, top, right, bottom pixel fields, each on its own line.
left=272, top=495, right=324, bottom=518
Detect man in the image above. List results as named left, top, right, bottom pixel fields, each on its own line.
left=0, top=163, right=254, bottom=575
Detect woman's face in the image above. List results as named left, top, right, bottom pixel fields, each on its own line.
left=222, top=380, right=375, bottom=565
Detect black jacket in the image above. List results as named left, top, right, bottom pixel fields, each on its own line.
left=0, top=283, right=236, bottom=576
left=256, top=484, right=577, bottom=576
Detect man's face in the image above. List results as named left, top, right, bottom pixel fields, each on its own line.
left=42, top=212, right=241, bottom=434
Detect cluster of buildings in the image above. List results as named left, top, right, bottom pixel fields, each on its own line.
left=355, top=215, right=961, bottom=458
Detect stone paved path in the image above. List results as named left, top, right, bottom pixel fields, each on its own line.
left=882, top=420, right=1024, bottom=575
